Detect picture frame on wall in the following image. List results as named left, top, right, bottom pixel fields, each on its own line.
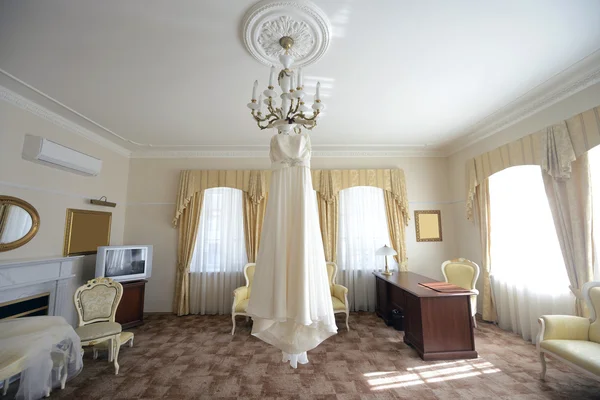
left=414, top=210, right=442, bottom=242
left=63, top=209, right=112, bottom=256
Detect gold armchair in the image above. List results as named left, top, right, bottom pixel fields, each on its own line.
left=537, top=281, right=600, bottom=381
left=73, top=277, right=123, bottom=375
left=441, top=258, right=480, bottom=327
left=231, top=263, right=255, bottom=335
left=327, top=262, right=350, bottom=331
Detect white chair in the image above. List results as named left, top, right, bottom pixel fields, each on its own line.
left=231, top=263, right=255, bottom=335
left=441, top=258, right=480, bottom=328
left=327, top=262, right=350, bottom=331
left=73, top=277, right=123, bottom=375
left=93, top=331, right=134, bottom=361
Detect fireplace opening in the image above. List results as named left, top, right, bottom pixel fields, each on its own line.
left=0, top=292, right=50, bottom=320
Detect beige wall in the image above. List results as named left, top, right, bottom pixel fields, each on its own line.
left=0, top=100, right=130, bottom=264
left=447, top=82, right=600, bottom=311
left=125, top=156, right=457, bottom=312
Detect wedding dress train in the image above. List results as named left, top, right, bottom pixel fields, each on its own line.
left=246, top=132, right=337, bottom=368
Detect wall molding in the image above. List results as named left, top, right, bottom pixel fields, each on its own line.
left=130, top=148, right=445, bottom=158
left=0, top=84, right=132, bottom=157
left=442, top=49, right=600, bottom=155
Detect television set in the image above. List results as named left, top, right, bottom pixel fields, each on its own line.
left=95, top=245, right=153, bottom=282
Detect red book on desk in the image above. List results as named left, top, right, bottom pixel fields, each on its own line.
left=418, top=282, right=471, bottom=293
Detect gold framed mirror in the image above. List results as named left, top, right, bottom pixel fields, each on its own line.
left=0, top=196, right=40, bottom=252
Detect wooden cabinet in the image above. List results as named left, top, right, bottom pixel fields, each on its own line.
left=374, top=272, right=477, bottom=361
left=115, top=279, right=146, bottom=329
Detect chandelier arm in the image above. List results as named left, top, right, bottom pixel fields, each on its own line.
left=302, top=110, right=320, bottom=121
left=252, top=110, right=276, bottom=122
left=287, top=98, right=295, bottom=118
left=256, top=120, right=271, bottom=130
left=266, top=100, right=278, bottom=116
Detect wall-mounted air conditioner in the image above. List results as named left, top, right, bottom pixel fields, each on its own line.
left=22, top=135, right=102, bottom=176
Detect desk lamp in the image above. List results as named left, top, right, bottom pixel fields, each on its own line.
left=376, top=245, right=397, bottom=276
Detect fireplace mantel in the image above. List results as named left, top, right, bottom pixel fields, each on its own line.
left=0, top=255, right=85, bottom=326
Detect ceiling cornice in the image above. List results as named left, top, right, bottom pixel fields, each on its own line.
left=442, top=49, right=600, bottom=156
left=130, top=147, right=445, bottom=159
left=0, top=84, right=132, bottom=157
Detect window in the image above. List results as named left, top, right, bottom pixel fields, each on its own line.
left=588, top=146, right=600, bottom=280
left=337, top=186, right=397, bottom=312
left=189, top=187, right=247, bottom=315
left=489, top=166, right=573, bottom=342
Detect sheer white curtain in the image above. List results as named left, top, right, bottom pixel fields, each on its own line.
left=588, top=146, right=600, bottom=280
left=337, top=186, right=397, bottom=312
left=489, top=166, right=574, bottom=343
left=190, top=187, right=248, bottom=315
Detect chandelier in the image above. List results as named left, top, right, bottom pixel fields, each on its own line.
left=247, top=36, right=324, bottom=134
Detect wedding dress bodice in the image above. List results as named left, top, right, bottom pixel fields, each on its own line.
left=270, top=133, right=311, bottom=170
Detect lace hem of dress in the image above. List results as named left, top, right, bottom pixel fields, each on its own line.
left=282, top=351, right=309, bottom=369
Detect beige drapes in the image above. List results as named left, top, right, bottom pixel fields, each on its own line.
left=312, top=169, right=410, bottom=265
left=383, top=191, right=407, bottom=270
left=316, top=170, right=338, bottom=262
left=173, top=169, right=269, bottom=316
left=475, top=180, right=496, bottom=322
left=173, top=167, right=410, bottom=314
left=243, top=171, right=268, bottom=263
left=173, top=191, right=202, bottom=316
left=543, top=152, right=594, bottom=317
left=465, top=105, right=600, bottom=321
left=467, top=106, right=600, bottom=220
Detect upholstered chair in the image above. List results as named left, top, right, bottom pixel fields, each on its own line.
left=231, top=263, right=255, bottom=335
left=441, top=258, right=480, bottom=327
left=537, top=281, right=600, bottom=381
left=73, top=277, right=123, bottom=375
left=327, top=262, right=350, bottom=331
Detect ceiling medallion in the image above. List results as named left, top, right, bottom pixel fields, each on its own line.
left=242, top=0, right=332, bottom=68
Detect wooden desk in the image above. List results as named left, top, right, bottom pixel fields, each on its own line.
left=374, top=271, right=477, bottom=361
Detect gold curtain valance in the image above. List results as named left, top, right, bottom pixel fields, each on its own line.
left=173, top=168, right=410, bottom=227
left=466, top=105, right=600, bottom=220
left=311, top=169, right=410, bottom=225
left=173, top=169, right=270, bottom=227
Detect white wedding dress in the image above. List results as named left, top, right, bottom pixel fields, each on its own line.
left=246, top=132, right=337, bottom=368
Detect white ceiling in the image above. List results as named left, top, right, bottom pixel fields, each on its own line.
left=1, top=0, right=600, bottom=156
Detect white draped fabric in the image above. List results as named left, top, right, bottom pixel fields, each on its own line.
left=190, top=187, right=247, bottom=315
left=489, top=166, right=574, bottom=343
left=0, top=316, right=82, bottom=400
left=247, top=133, right=337, bottom=368
left=337, top=186, right=397, bottom=312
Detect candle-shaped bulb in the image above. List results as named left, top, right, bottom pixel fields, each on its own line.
left=281, top=73, right=289, bottom=92
left=252, top=80, right=258, bottom=100
left=258, top=94, right=263, bottom=111
left=269, top=66, right=276, bottom=87
left=297, top=68, right=303, bottom=88
left=315, top=81, right=321, bottom=100
left=290, top=73, right=295, bottom=91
